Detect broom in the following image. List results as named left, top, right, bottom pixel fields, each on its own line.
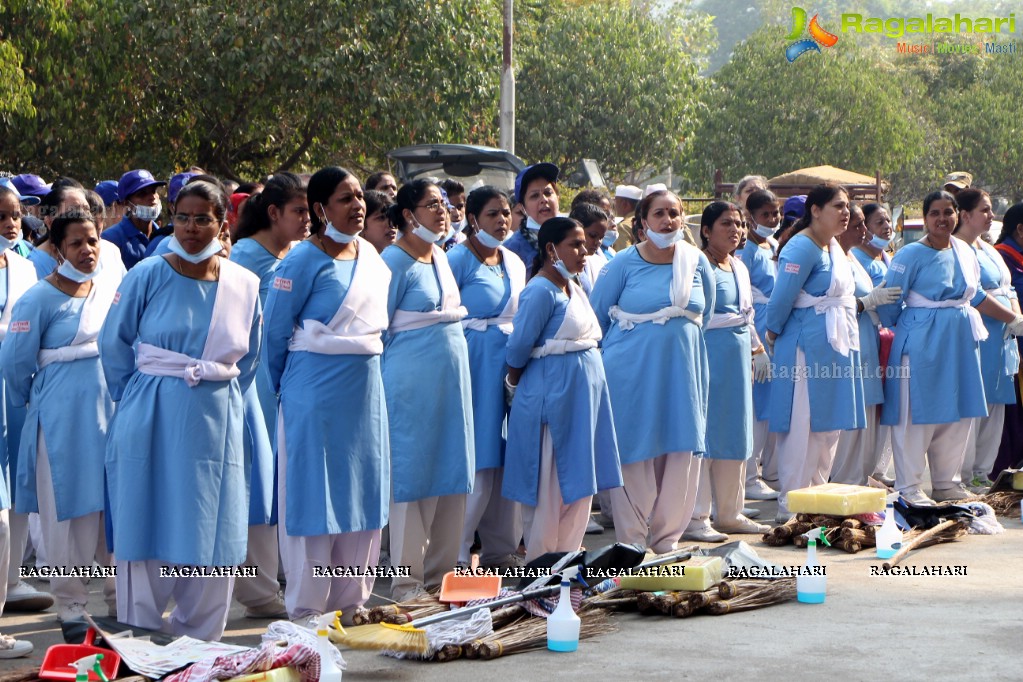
left=881, top=519, right=970, bottom=570
left=476, top=610, right=615, bottom=660
left=705, top=578, right=797, bottom=615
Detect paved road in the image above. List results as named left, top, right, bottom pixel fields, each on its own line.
left=1, top=497, right=1019, bottom=681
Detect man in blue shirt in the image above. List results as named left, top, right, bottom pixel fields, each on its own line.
left=101, top=169, right=166, bottom=269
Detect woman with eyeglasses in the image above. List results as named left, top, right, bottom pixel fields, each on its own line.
left=100, top=180, right=261, bottom=640
left=448, top=186, right=526, bottom=569
left=505, top=217, right=621, bottom=561
left=381, top=179, right=474, bottom=600
left=263, top=167, right=391, bottom=622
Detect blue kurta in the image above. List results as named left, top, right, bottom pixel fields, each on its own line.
left=504, top=231, right=537, bottom=275
left=589, top=247, right=713, bottom=462
left=0, top=253, right=37, bottom=511
left=448, top=244, right=517, bottom=471
left=504, top=277, right=622, bottom=506
left=737, top=238, right=776, bottom=421
left=381, top=246, right=475, bottom=502
left=851, top=247, right=888, bottom=287
left=877, top=242, right=988, bottom=425
left=229, top=237, right=281, bottom=525
left=972, top=243, right=1017, bottom=405
left=850, top=254, right=884, bottom=407
left=704, top=265, right=752, bottom=460
left=1, top=283, right=112, bottom=520
left=263, top=240, right=390, bottom=535
left=99, top=257, right=260, bottom=565
left=766, top=234, right=866, bottom=433
left=27, top=248, right=57, bottom=279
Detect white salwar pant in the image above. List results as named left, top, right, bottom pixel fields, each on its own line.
left=691, top=459, right=745, bottom=528
left=233, top=524, right=281, bottom=608
left=116, top=560, right=234, bottom=641
left=389, top=494, right=466, bottom=601
left=831, top=406, right=879, bottom=485
left=891, top=358, right=972, bottom=494
left=961, top=404, right=1005, bottom=481
left=747, top=420, right=778, bottom=487
left=612, top=452, right=699, bottom=554
left=521, top=427, right=591, bottom=563
left=458, top=467, right=521, bottom=565
left=776, top=349, right=841, bottom=514
left=35, top=431, right=115, bottom=612
left=276, top=412, right=381, bottom=618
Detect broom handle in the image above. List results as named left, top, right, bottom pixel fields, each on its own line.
left=412, top=584, right=562, bottom=628
left=881, top=519, right=957, bottom=569
left=412, top=548, right=697, bottom=629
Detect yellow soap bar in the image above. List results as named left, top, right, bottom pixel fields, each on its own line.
left=1012, top=471, right=1023, bottom=491
left=619, top=556, right=723, bottom=592
left=786, top=483, right=885, bottom=515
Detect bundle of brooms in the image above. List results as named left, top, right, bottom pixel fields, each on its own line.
left=762, top=514, right=876, bottom=553
left=981, top=490, right=1023, bottom=518
left=464, top=609, right=614, bottom=660
left=581, top=578, right=796, bottom=618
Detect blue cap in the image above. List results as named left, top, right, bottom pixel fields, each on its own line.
left=117, top=169, right=166, bottom=202
left=10, top=173, right=51, bottom=198
left=783, top=195, right=807, bottom=219
left=168, top=172, right=199, bottom=204
left=514, top=163, right=559, bottom=204
left=94, top=180, right=119, bottom=207
left=0, top=177, right=41, bottom=206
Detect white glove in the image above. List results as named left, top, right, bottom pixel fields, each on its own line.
left=1007, top=314, right=1023, bottom=337
left=752, top=351, right=771, bottom=383
left=859, top=286, right=902, bottom=311
left=504, top=375, right=517, bottom=406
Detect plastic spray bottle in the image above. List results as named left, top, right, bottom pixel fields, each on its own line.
left=875, top=496, right=903, bottom=560
left=315, top=613, right=343, bottom=682
left=70, top=655, right=108, bottom=682
left=797, top=527, right=830, bottom=604
left=546, top=578, right=581, bottom=652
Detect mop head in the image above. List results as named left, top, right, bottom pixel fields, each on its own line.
left=385, top=608, right=494, bottom=659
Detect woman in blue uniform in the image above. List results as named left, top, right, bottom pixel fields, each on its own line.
left=263, top=167, right=391, bottom=622
left=504, top=164, right=560, bottom=274
left=448, top=186, right=526, bottom=569
left=878, top=190, right=1023, bottom=505
left=382, top=180, right=474, bottom=600
left=506, top=217, right=621, bottom=561
left=2, top=212, right=117, bottom=622
left=228, top=172, right=310, bottom=618
left=100, top=181, right=261, bottom=640
left=765, top=184, right=879, bottom=522
left=952, top=189, right=1020, bottom=490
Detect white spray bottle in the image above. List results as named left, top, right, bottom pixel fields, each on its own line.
left=70, top=655, right=108, bottom=682
left=797, top=527, right=830, bottom=604
left=875, top=494, right=903, bottom=560
left=315, top=613, right=344, bottom=682
left=547, top=569, right=581, bottom=652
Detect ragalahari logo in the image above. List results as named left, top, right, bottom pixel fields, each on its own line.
left=786, top=7, right=839, bottom=62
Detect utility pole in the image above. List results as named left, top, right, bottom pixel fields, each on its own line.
left=499, top=0, right=515, bottom=154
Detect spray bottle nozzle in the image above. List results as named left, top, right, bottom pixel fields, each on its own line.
left=314, top=611, right=343, bottom=636
left=70, top=654, right=107, bottom=682
left=803, top=526, right=831, bottom=547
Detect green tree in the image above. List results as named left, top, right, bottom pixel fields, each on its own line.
left=515, top=1, right=711, bottom=179
left=682, top=26, right=931, bottom=202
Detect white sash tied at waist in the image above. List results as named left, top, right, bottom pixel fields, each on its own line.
left=136, top=342, right=240, bottom=387
left=389, top=244, right=468, bottom=333
left=460, top=246, right=526, bottom=336
left=750, top=286, right=770, bottom=306
left=289, top=320, right=383, bottom=355
left=904, top=291, right=988, bottom=343
left=529, top=280, right=602, bottom=358
left=462, top=316, right=513, bottom=335
left=705, top=308, right=754, bottom=330
left=791, top=238, right=859, bottom=356
left=37, top=341, right=99, bottom=369
left=609, top=305, right=702, bottom=330
left=529, top=338, right=600, bottom=358
left=707, top=257, right=755, bottom=331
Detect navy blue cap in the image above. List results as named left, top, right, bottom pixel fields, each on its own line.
left=10, top=173, right=51, bottom=197
left=784, top=195, right=807, bottom=219
left=514, top=163, right=559, bottom=204
left=117, top=169, right=166, bottom=202
left=168, top=172, right=199, bottom=204
left=94, top=180, right=119, bottom=207
left=0, top=177, right=41, bottom=206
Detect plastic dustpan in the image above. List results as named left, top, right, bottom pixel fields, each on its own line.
left=40, top=628, right=121, bottom=682
left=439, top=556, right=501, bottom=604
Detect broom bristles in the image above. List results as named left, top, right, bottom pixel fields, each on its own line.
left=330, top=621, right=430, bottom=654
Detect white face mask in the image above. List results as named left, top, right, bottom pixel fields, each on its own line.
left=602, top=230, right=618, bottom=248
left=132, top=200, right=162, bottom=222
left=525, top=216, right=542, bottom=232
left=754, top=224, right=778, bottom=239
left=410, top=216, right=443, bottom=244
left=454, top=218, right=468, bottom=232
left=550, top=246, right=574, bottom=280
left=869, top=235, right=891, bottom=250
left=645, top=227, right=683, bottom=249
left=0, top=234, right=16, bottom=252
left=166, top=235, right=223, bottom=264
left=321, top=209, right=359, bottom=244
left=57, top=258, right=102, bottom=283
left=475, top=227, right=506, bottom=249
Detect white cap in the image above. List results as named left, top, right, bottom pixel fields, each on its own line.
left=643, top=183, right=668, bottom=198
left=614, top=184, right=642, bottom=201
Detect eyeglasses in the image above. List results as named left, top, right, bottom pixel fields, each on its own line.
left=416, top=201, right=446, bottom=212
left=173, top=213, right=217, bottom=228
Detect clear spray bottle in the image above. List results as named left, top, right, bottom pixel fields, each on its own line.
left=797, top=527, right=830, bottom=604
left=315, top=612, right=344, bottom=682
